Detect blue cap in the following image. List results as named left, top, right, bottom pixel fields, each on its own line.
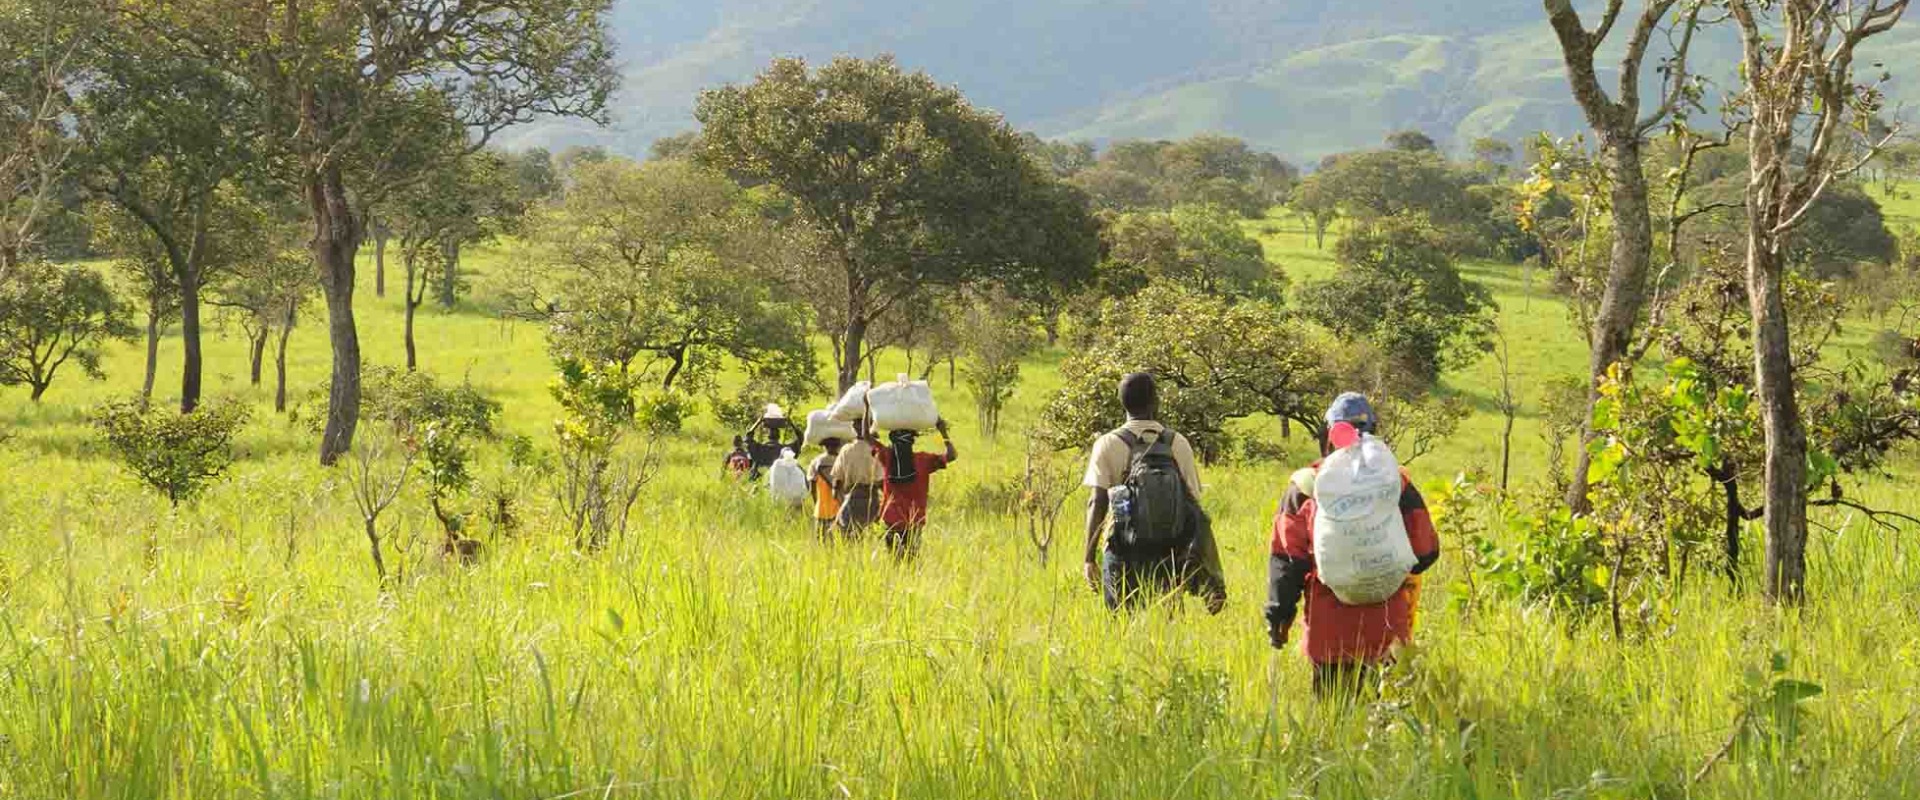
left=1324, top=392, right=1377, bottom=432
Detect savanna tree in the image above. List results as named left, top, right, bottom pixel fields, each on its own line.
left=379, top=151, right=512, bottom=371
left=1097, top=204, right=1278, bottom=301
left=0, top=260, right=135, bottom=401
left=0, top=0, right=94, bottom=281
left=1041, top=284, right=1336, bottom=459
left=1297, top=216, right=1496, bottom=386
left=696, top=55, right=1098, bottom=392
left=1728, top=0, right=1910, bottom=601
left=1288, top=174, right=1340, bottom=249
left=516, top=157, right=816, bottom=397
left=1543, top=0, right=1707, bottom=512
left=91, top=209, right=177, bottom=401
left=122, top=0, right=616, bottom=464
left=74, top=25, right=267, bottom=413
left=213, top=223, right=311, bottom=409
left=956, top=288, right=1038, bottom=437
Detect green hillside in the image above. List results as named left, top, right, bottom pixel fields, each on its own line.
left=508, top=0, right=1920, bottom=164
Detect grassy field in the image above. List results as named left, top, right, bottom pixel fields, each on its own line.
left=1, top=205, right=1917, bottom=798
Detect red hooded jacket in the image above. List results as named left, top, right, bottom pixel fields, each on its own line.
left=1265, top=462, right=1440, bottom=666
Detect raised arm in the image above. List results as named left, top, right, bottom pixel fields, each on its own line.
left=935, top=418, right=957, bottom=464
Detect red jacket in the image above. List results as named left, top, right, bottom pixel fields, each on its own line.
left=1265, top=464, right=1440, bottom=666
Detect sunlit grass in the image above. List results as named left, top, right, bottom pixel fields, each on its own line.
left=1, top=220, right=1916, bottom=798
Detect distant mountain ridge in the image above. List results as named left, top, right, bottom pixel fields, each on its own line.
left=498, top=0, right=1920, bottom=164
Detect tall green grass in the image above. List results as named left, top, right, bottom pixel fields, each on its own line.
left=0, top=214, right=1916, bottom=798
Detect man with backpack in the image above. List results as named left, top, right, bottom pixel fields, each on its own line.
left=1081, top=373, right=1226, bottom=612
left=1266, top=393, right=1440, bottom=696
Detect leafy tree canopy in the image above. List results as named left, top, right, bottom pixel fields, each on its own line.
left=1298, top=216, right=1496, bottom=385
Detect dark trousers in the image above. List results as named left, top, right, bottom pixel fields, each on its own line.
left=1102, top=549, right=1179, bottom=610
left=884, top=522, right=923, bottom=560
left=1311, top=661, right=1386, bottom=698
left=1103, top=547, right=1227, bottom=611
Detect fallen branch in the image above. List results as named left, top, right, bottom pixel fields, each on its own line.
left=1691, top=711, right=1746, bottom=785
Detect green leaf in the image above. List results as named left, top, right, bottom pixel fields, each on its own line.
left=1770, top=679, right=1822, bottom=704
left=1588, top=440, right=1627, bottom=485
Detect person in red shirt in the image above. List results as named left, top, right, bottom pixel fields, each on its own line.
left=1266, top=393, right=1441, bottom=696
left=873, top=419, right=958, bottom=560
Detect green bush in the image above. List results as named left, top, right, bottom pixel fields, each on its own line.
left=93, top=397, right=252, bottom=507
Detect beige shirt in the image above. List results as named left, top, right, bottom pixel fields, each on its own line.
left=1082, top=420, right=1202, bottom=497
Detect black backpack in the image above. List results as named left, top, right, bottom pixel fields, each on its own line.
left=1111, top=427, right=1192, bottom=548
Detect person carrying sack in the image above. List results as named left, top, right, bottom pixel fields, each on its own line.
left=742, top=406, right=802, bottom=480
left=832, top=419, right=886, bottom=537
left=874, top=419, right=957, bottom=561
left=1265, top=393, right=1440, bottom=697
left=1081, top=373, right=1226, bottom=613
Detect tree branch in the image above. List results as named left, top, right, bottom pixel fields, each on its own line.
left=1811, top=497, right=1920, bottom=532
left=1637, top=2, right=1706, bottom=133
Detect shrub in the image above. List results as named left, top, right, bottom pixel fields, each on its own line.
left=94, top=397, right=252, bottom=507
left=360, top=367, right=501, bottom=551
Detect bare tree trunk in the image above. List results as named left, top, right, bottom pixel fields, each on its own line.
left=29, top=381, right=47, bottom=402
left=275, top=313, right=293, bottom=414
left=178, top=268, right=203, bottom=413
left=840, top=313, right=868, bottom=393
left=1710, top=461, right=1749, bottom=584
left=248, top=328, right=267, bottom=386
left=141, top=304, right=161, bottom=401
left=1543, top=0, right=1698, bottom=515
left=313, top=164, right=362, bottom=466
left=1567, top=134, right=1654, bottom=513
left=404, top=298, right=418, bottom=371
left=1724, top=0, right=1910, bottom=603
left=439, top=239, right=459, bottom=309
left=373, top=225, right=387, bottom=298
left=405, top=256, right=421, bottom=372
left=661, top=346, right=686, bottom=391
left=364, top=517, right=386, bottom=582
left=1748, top=239, right=1809, bottom=602
left=836, top=255, right=873, bottom=392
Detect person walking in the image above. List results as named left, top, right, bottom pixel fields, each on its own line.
left=833, top=420, right=886, bottom=538
left=1265, top=393, right=1440, bottom=696
left=809, top=438, right=845, bottom=540
left=741, top=406, right=801, bottom=481
left=1081, top=373, right=1226, bottom=612
left=874, top=419, right=957, bottom=560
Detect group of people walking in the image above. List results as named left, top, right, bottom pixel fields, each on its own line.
left=730, top=411, right=958, bottom=560
left=729, top=372, right=1441, bottom=694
